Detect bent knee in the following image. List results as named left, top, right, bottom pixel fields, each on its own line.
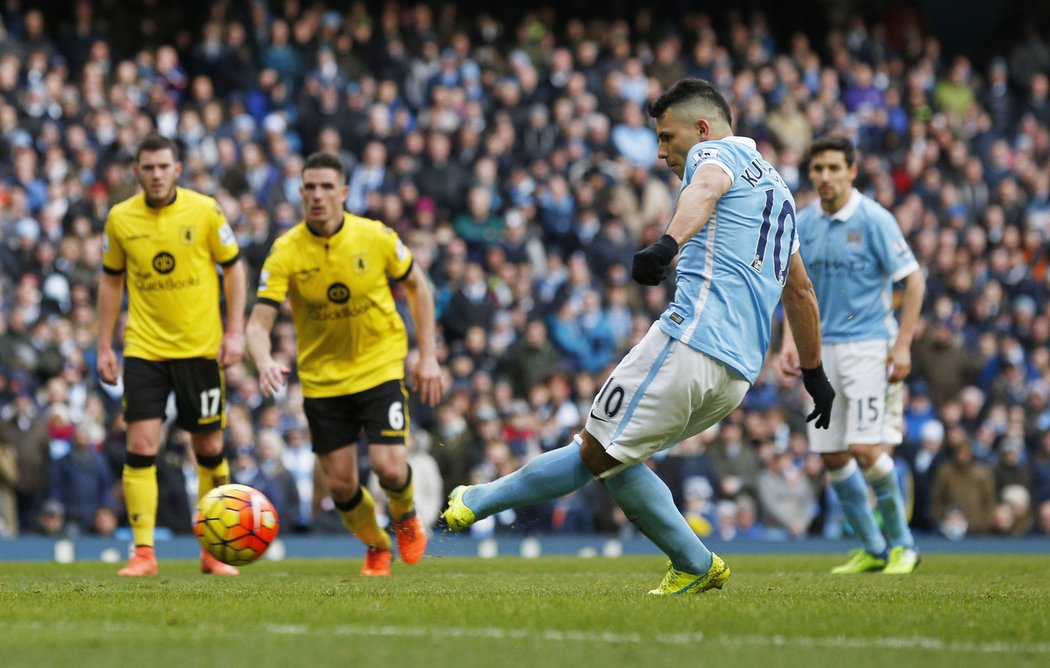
left=579, top=430, right=622, bottom=477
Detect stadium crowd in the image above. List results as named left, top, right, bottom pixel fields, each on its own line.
left=2, top=0, right=1050, bottom=544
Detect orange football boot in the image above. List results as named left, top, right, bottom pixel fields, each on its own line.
left=360, top=547, right=393, bottom=576
left=392, top=514, right=428, bottom=565
left=117, top=546, right=158, bottom=576
left=200, top=550, right=241, bottom=576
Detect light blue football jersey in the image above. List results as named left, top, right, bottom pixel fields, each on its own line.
left=658, top=136, right=799, bottom=384
left=795, top=189, right=919, bottom=343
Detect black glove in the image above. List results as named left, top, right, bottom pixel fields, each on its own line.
left=632, top=234, right=679, bottom=285
left=802, top=363, right=835, bottom=429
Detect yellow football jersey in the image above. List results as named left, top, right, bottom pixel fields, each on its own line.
left=102, top=187, right=240, bottom=361
left=257, top=213, right=414, bottom=398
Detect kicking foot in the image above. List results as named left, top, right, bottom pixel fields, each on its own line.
left=442, top=486, right=476, bottom=532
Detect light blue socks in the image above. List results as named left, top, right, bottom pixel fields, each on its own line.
left=604, top=463, right=713, bottom=575
left=866, top=454, right=915, bottom=549
left=462, top=437, right=715, bottom=576
left=463, top=438, right=593, bottom=519
left=828, top=459, right=887, bottom=557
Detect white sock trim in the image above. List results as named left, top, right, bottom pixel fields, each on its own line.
left=863, top=453, right=895, bottom=482
left=826, top=458, right=858, bottom=483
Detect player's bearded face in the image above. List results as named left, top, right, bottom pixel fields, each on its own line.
left=654, top=111, right=699, bottom=180
left=134, top=149, right=180, bottom=205
left=300, top=167, right=347, bottom=226
left=808, top=150, right=856, bottom=211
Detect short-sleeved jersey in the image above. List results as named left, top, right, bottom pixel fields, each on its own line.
left=256, top=213, right=414, bottom=398
left=796, top=189, right=919, bottom=343
left=658, top=136, right=800, bottom=384
left=102, top=187, right=240, bottom=361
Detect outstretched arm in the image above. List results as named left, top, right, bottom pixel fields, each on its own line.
left=664, top=164, right=733, bottom=246
left=400, top=263, right=444, bottom=406
left=218, top=260, right=247, bottom=368
left=781, top=253, right=821, bottom=369
left=632, top=164, right=732, bottom=285
left=96, top=272, right=125, bottom=385
left=782, top=253, right=835, bottom=428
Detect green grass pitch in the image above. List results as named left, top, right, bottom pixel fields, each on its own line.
left=1, top=554, right=1048, bottom=668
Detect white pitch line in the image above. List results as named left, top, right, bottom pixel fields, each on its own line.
left=5, top=620, right=1047, bottom=655
left=262, top=623, right=1050, bottom=654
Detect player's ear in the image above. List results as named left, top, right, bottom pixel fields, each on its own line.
left=696, top=119, right=710, bottom=139
left=174, top=161, right=183, bottom=179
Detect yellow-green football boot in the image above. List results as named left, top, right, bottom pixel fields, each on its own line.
left=648, top=553, right=730, bottom=595
left=882, top=546, right=921, bottom=574
left=442, top=485, right=477, bottom=532
left=831, top=548, right=887, bottom=574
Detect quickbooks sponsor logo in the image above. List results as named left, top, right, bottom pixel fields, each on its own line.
left=306, top=299, right=374, bottom=321
left=133, top=276, right=201, bottom=292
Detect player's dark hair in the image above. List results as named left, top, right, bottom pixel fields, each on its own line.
left=135, top=133, right=179, bottom=161
left=648, top=79, right=732, bottom=127
left=807, top=135, right=856, bottom=167
left=302, top=152, right=347, bottom=182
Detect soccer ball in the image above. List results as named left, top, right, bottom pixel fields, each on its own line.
left=194, top=484, right=280, bottom=566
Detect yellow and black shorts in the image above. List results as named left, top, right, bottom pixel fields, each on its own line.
left=123, top=357, right=225, bottom=432
left=303, top=379, right=409, bottom=454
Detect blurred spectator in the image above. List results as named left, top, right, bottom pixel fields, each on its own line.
left=992, top=484, right=1033, bottom=537
left=994, top=436, right=1033, bottom=495
left=930, top=428, right=998, bottom=536
left=92, top=506, right=119, bottom=537
left=49, top=422, right=113, bottom=535
left=441, top=261, right=495, bottom=345
left=246, top=428, right=300, bottom=529
left=36, top=499, right=66, bottom=537
left=1031, top=431, right=1050, bottom=505
left=912, top=317, right=982, bottom=410
left=415, top=131, right=469, bottom=220
left=430, top=402, right=476, bottom=500
left=281, top=425, right=316, bottom=532
left=757, top=449, right=817, bottom=539
left=453, top=186, right=504, bottom=263
left=0, top=393, right=50, bottom=534
left=610, top=102, right=656, bottom=167
left=155, top=430, right=193, bottom=535
left=707, top=421, right=761, bottom=501
left=345, top=139, right=392, bottom=215
left=0, top=438, right=16, bottom=536
left=900, top=419, right=949, bottom=531
left=1036, top=499, right=1050, bottom=536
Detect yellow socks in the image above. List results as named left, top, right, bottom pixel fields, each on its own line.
left=123, top=455, right=158, bottom=548
left=381, top=466, right=415, bottom=522
left=196, top=453, right=231, bottom=504
left=336, top=487, right=392, bottom=550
